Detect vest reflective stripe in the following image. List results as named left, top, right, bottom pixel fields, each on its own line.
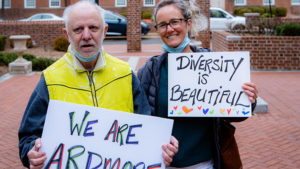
left=43, top=51, right=134, bottom=113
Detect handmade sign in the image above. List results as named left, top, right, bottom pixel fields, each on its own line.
left=41, top=100, right=174, bottom=169
left=168, top=51, right=251, bottom=117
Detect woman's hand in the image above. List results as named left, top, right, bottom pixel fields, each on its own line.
left=242, top=82, right=258, bottom=103
left=162, top=136, right=179, bottom=167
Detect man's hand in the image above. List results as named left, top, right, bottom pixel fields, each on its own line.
left=27, top=138, right=47, bottom=169
left=162, top=136, right=179, bottom=167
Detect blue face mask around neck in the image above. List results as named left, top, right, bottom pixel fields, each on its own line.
left=72, top=47, right=101, bottom=62
left=162, top=33, right=191, bottom=53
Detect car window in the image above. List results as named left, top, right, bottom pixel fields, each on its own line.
left=30, top=15, right=42, bottom=20
left=42, top=15, right=52, bottom=19
left=210, top=10, right=226, bottom=18
left=105, top=12, right=119, bottom=21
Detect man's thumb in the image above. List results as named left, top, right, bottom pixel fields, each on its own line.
left=34, top=138, right=42, bottom=151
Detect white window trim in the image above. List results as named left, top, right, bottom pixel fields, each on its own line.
left=235, top=0, right=246, bottom=6
left=24, top=0, right=36, bottom=8
left=0, top=0, right=11, bottom=8
left=143, top=0, right=155, bottom=7
left=115, top=0, right=126, bottom=7
left=292, top=0, right=300, bottom=5
left=49, top=0, right=61, bottom=8
left=263, top=0, right=275, bottom=6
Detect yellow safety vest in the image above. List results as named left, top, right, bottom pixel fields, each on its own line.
left=43, top=50, right=134, bottom=113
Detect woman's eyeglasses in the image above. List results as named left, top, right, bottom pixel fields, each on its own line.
left=155, top=18, right=188, bottom=33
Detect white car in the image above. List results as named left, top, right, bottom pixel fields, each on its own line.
left=210, top=7, right=245, bottom=31
left=20, top=13, right=64, bottom=21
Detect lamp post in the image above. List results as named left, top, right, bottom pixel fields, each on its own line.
left=269, top=0, right=273, bottom=18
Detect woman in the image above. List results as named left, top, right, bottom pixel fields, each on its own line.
left=137, top=0, right=258, bottom=169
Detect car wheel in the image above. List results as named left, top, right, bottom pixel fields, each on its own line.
left=232, top=24, right=246, bottom=31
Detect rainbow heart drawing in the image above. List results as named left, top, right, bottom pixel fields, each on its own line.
left=170, top=110, right=174, bottom=115
left=220, top=108, right=225, bottom=114
left=203, top=108, right=209, bottom=115
left=209, top=110, right=214, bottom=115
left=227, top=109, right=231, bottom=115
left=197, top=106, right=202, bottom=110
left=174, top=106, right=178, bottom=110
left=236, top=110, right=240, bottom=115
left=242, top=111, right=250, bottom=115
left=182, top=106, right=193, bottom=114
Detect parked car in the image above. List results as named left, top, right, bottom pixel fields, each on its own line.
left=210, top=7, right=246, bottom=31
left=20, top=13, right=64, bottom=21
left=104, top=10, right=150, bottom=36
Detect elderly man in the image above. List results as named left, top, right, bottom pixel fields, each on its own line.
left=18, top=1, right=178, bottom=169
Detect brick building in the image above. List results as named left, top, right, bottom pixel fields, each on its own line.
left=0, top=0, right=211, bottom=50
left=211, top=0, right=300, bottom=17
left=0, top=0, right=160, bottom=20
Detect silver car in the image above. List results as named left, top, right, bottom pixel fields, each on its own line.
left=210, top=7, right=246, bottom=31
left=20, top=13, right=64, bottom=21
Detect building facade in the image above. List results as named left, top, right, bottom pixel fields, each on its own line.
left=210, top=0, right=300, bottom=17
left=0, top=0, right=160, bottom=20
left=226, top=0, right=300, bottom=17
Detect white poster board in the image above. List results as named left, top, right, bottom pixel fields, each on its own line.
left=168, top=51, right=251, bottom=117
left=41, top=100, right=174, bottom=169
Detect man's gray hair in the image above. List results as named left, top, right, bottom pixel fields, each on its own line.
left=63, top=0, right=106, bottom=32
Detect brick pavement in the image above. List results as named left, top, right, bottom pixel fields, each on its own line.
left=0, top=46, right=300, bottom=168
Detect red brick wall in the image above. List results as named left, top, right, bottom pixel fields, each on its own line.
left=0, top=21, right=65, bottom=49
left=291, top=6, right=300, bottom=15
left=9, top=0, right=64, bottom=8
left=11, top=0, right=23, bottom=8
left=247, top=0, right=262, bottom=5
left=3, top=0, right=158, bottom=20
left=38, top=0, right=49, bottom=7
left=3, top=8, right=65, bottom=20
left=211, top=31, right=231, bottom=52
left=212, top=31, right=300, bottom=70
left=194, top=0, right=210, bottom=49
left=99, top=0, right=114, bottom=7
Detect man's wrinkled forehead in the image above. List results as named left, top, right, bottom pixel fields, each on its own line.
left=68, top=3, right=103, bottom=28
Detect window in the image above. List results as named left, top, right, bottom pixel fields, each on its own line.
left=30, top=14, right=42, bottom=20
left=0, top=0, right=11, bottom=8
left=49, top=0, right=60, bottom=8
left=235, top=0, right=246, bottom=6
left=144, top=0, right=155, bottom=7
left=210, top=9, right=227, bottom=18
left=115, top=0, right=126, bottom=7
left=89, top=0, right=95, bottom=3
left=105, top=12, right=119, bottom=21
left=263, top=0, right=275, bottom=6
left=25, top=0, right=36, bottom=8
left=292, top=0, right=300, bottom=5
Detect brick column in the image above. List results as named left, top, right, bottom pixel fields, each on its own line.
left=127, top=0, right=141, bottom=52
left=225, top=0, right=235, bottom=15
left=194, top=0, right=210, bottom=49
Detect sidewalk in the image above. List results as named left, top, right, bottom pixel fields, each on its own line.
left=0, top=43, right=300, bottom=169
